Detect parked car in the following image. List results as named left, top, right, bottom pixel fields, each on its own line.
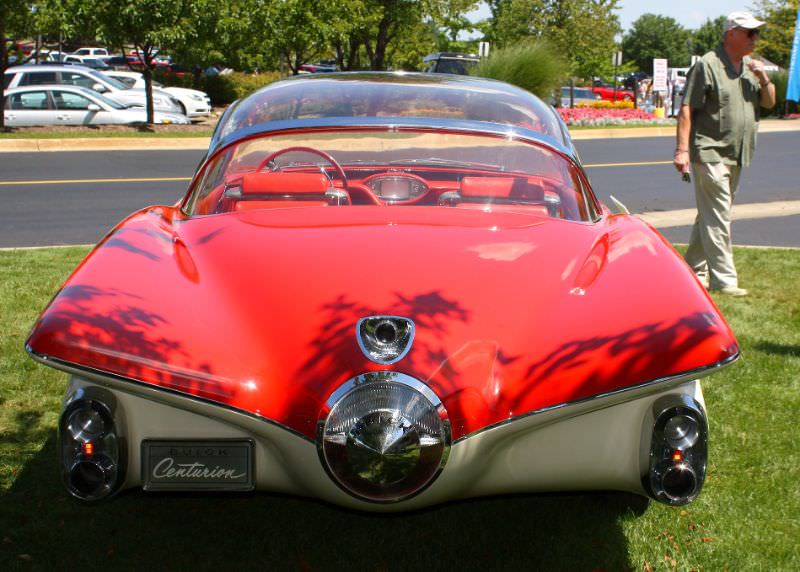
left=559, top=86, right=602, bottom=107
left=591, top=80, right=635, bottom=102
left=3, top=64, right=184, bottom=115
left=103, top=55, right=143, bottom=70
left=72, top=47, right=109, bottom=57
left=26, top=73, right=738, bottom=510
left=63, top=55, right=110, bottom=70
left=623, top=71, right=650, bottom=91
left=423, top=52, right=480, bottom=75
left=3, top=85, right=189, bottom=126
left=299, top=62, right=338, bottom=73
left=104, top=70, right=211, bottom=119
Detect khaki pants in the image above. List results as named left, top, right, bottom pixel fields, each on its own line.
left=684, top=162, right=742, bottom=289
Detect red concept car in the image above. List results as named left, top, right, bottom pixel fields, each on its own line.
left=27, top=73, right=739, bottom=510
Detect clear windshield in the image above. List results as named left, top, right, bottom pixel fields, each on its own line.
left=216, top=75, right=566, bottom=144
left=186, top=128, right=596, bottom=222
left=91, top=70, right=131, bottom=91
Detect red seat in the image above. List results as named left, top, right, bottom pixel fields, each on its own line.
left=461, top=176, right=516, bottom=198
left=454, top=203, right=549, bottom=216
left=234, top=200, right=328, bottom=211
left=240, top=172, right=332, bottom=195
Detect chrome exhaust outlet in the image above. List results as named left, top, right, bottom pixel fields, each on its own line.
left=68, top=455, right=117, bottom=500
left=660, top=463, right=698, bottom=502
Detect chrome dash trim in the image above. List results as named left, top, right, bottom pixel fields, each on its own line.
left=453, top=352, right=740, bottom=444
left=26, top=346, right=315, bottom=444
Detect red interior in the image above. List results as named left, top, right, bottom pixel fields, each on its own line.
left=194, top=169, right=573, bottom=219
left=241, top=172, right=331, bottom=195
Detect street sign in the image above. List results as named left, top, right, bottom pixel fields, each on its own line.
left=653, top=58, right=668, bottom=92
left=612, top=51, right=623, bottom=66
left=478, top=42, right=490, bottom=58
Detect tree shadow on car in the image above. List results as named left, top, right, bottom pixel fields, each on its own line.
left=1, top=434, right=647, bottom=570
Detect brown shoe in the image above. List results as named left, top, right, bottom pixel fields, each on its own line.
left=710, top=285, right=748, bottom=297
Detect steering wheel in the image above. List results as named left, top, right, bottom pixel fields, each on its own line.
left=257, top=146, right=348, bottom=188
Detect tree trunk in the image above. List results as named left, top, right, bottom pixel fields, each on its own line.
left=140, top=44, right=155, bottom=125
left=372, top=15, right=393, bottom=70
left=0, top=15, right=6, bottom=130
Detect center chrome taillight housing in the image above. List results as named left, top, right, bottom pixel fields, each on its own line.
left=317, top=372, right=450, bottom=503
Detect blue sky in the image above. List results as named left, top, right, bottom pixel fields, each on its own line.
left=467, top=1, right=751, bottom=32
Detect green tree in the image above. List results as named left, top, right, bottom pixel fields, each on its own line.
left=691, top=16, right=725, bottom=56
left=491, top=0, right=621, bottom=79
left=754, top=0, right=799, bottom=68
left=93, top=0, right=213, bottom=123
left=622, top=13, right=691, bottom=72
left=329, top=0, right=445, bottom=71
left=35, top=0, right=101, bottom=49
left=428, top=0, right=479, bottom=49
left=255, top=0, right=335, bottom=75
left=1, top=0, right=36, bottom=129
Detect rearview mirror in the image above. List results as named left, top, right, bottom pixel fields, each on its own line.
left=87, top=103, right=101, bottom=111
left=92, top=83, right=108, bottom=93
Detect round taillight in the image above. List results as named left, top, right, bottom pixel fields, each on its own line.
left=319, top=373, right=450, bottom=503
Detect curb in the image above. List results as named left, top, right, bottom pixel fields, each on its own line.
left=0, top=120, right=798, bottom=153
left=0, top=137, right=211, bottom=153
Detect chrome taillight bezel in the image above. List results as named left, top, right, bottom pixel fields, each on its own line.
left=317, top=372, right=450, bottom=503
left=643, top=394, right=708, bottom=506
left=58, top=386, right=125, bottom=501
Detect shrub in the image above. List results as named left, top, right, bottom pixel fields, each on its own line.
left=201, top=71, right=284, bottom=105
left=766, top=70, right=799, bottom=117
left=576, top=100, right=635, bottom=109
left=471, top=41, right=568, bottom=99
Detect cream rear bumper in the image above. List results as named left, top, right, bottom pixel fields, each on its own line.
left=63, top=374, right=704, bottom=511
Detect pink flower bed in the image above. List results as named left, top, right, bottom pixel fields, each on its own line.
left=557, top=107, right=674, bottom=126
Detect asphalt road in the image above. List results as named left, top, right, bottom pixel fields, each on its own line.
left=0, top=132, right=797, bottom=248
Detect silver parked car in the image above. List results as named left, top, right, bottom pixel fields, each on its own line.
left=104, top=70, right=211, bottom=120
left=559, top=86, right=601, bottom=107
left=3, top=85, right=189, bottom=126
left=3, top=64, right=184, bottom=115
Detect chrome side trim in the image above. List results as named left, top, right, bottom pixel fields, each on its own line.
left=452, top=352, right=739, bottom=443
left=26, top=346, right=315, bottom=444
left=27, top=345, right=738, bottom=446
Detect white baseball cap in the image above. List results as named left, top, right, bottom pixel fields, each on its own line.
left=723, top=11, right=766, bottom=33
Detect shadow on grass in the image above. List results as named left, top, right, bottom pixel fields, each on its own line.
left=0, top=434, right=648, bottom=571
left=753, top=341, right=800, bottom=358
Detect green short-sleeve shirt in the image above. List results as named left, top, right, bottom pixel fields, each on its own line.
left=681, top=46, right=762, bottom=167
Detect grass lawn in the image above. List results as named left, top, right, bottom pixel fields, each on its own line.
left=1, top=245, right=798, bottom=570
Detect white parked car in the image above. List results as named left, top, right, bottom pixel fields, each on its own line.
left=2, top=85, right=189, bottom=126
left=3, top=65, right=184, bottom=115
left=63, top=55, right=111, bottom=70
left=104, top=70, right=211, bottom=120
left=72, top=47, right=109, bottom=57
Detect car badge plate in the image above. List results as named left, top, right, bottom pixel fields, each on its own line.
left=142, top=440, right=254, bottom=492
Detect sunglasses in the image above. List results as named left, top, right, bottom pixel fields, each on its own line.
left=740, top=28, right=761, bottom=38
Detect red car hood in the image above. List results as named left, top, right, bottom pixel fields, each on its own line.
left=27, top=206, right=738, bottom=439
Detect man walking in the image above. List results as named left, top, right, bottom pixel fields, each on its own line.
left=673, top=11, right=776, bottom=296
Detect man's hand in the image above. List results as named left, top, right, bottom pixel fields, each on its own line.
left=747, top=59, right=770, bottom=84
left=673, top=149, right=690, bottom=174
